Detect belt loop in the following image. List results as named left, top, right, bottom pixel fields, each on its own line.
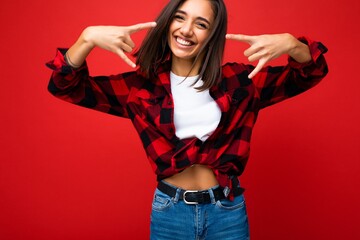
left=223, top=186, right=230, bottom=198
left=208, top=187, right=216, bottom=204
left=174, top=187, right=181, bottom=203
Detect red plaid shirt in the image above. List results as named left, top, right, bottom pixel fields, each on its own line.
left=46, top=37, right=328, bottom=199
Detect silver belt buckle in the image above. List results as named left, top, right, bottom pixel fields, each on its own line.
left=183, top=190, right=199, bottom=205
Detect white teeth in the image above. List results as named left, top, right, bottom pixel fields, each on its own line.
left=176, top=37, right=192, bottom=46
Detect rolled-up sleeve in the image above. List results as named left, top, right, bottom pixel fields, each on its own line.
left=250, top=36, right=328, bottom=109
left=46, top=48, right=138, bottom=118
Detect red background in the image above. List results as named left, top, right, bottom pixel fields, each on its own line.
left=1, top=0, right=359, bottom=239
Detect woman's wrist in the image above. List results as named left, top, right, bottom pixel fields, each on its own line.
left=287, top=34, right=311, bottom=63
left=64, top=27, right=96, bottom=68
left=80, top=26, right=96, bottom=50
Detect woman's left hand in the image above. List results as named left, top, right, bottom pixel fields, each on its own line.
left=226, top=33, right=309, bottom=79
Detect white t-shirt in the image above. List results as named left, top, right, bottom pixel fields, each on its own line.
left=170, top=72, right=221, bottom=142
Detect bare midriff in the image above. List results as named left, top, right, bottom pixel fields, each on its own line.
left=164, top=164, right=219, bottom=190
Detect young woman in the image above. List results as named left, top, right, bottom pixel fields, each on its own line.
left=46, top=0, right=328, bottom=239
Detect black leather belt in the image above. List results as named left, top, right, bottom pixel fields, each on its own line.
left=157, top=179, right=244, bottom=205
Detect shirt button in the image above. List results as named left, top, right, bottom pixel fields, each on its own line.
left=168, top=100, right=172, bottom=105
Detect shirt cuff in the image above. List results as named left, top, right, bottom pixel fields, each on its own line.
left=45, top=48, right=87, bottom=75
left=288, top=36, right=328, bottom=77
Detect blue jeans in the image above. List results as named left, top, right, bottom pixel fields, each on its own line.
left=150, top=181, right=250, bottom=240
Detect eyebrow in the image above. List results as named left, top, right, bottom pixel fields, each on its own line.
left=175, top=10, right=211, bottom=25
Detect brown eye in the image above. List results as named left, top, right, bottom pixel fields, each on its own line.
left=174, top=15, right=184, bottom=21
left=197, top=22, right=208, bottom=29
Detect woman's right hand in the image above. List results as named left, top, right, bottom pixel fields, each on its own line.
left=83, top=22, right=156, bottom=67
left=66, top=22, right=157, bottom=68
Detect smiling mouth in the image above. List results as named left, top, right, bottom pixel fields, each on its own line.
left=176, top=37, right=194, bottom=46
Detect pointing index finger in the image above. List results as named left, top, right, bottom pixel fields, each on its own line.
left=128, top=22, right=157, bottom=34
left=226, top=34, right=254, bottom=44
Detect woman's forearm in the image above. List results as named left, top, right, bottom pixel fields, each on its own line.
left=65, top=27, right=95, bottom=68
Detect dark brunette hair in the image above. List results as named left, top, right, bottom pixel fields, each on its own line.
left=135, top=0, right=227, bottom=91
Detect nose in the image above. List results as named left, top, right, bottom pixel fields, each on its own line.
left=179, top=21, right=193, bottom=37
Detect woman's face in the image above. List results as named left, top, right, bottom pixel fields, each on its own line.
left=168, top=0, right=214, bottom=62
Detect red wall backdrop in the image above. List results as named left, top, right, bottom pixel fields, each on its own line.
left=1, top=0, right=359, bottom=239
